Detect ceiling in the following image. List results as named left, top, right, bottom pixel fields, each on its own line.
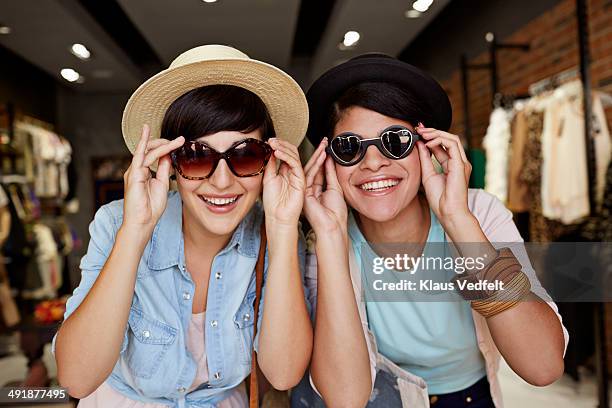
left=0, top=0, right=142, bottom=92
left=0, top=0, right=451, bottom=92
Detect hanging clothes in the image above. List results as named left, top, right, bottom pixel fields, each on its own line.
left=483, top=107, right=513, bottom=203
left=519, top=105, right=583, bottom=242
left=592, top=92, right=611, bottom=211
left=22, top=223, right=60, bottom=300
left=507, top=107, right=531, bottom=212
left=539, top=80, right=611, bottom=224
left=541, top=81, right=589, bottom=223
left=14, top=122, right=73, bottom=199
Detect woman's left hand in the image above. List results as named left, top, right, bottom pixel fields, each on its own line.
left=415, top=125, right=472, bottom=228
left=262, top=138, right=306, bottom=227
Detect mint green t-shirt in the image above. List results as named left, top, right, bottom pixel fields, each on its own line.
left=348, top=209, right=486, bottom=394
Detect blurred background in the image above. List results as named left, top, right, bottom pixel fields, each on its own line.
left=0, top=0, right=610, bottom=406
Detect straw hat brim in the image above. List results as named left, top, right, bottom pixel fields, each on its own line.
left=122, top=58, right=308, bottom=170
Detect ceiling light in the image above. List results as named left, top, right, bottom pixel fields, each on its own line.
left=60, top=68, right=82, bottom=83
left=202, top=0, right=218, bottom=3
left=412, top=0, right=433, bottom=12
left=485, top=32, right=495, bottom=43
left=0, top=25, right=11, bottom=35
left=70, top=43, right=91, bottom=60
left=342, top=31, right=360, bottom=48
left=405, top=9, right=422, bottom=18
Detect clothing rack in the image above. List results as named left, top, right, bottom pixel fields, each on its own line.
left=460, top=36, right=530, bottom=149
left=460, top=0, right=608, bottom=405
left=528, top=67, right=580, bottom=96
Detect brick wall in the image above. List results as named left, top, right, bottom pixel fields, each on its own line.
left=440, top=0, right=612, bottom=146
left=438, top=0, right=612, bottom=371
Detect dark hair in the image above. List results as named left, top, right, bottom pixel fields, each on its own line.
left=327, top=81, right=436, bottom=136
left=161, top=85, right=275, bottom=142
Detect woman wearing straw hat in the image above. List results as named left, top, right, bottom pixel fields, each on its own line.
left=51, top=45, right=313, bottom=407
left=296, top=54, right=568, bottom=407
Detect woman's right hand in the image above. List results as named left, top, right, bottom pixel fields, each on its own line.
left=303, top=138, right=348, bottom=236
left=122, top=124, right=184, bottom=233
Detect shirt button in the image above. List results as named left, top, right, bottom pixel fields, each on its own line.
left=142, top=330, right=150, bottom=338
left=183, top=292, right=191, bottom=300
left=213, top=372, right=221, bottom=380
left=243, top=313, right=250, bottom=321
left=177, top=386, right=186, bottom=393
left=215, top=272, right=222, bottom=279
left=210, top=320, right=218, bottom=327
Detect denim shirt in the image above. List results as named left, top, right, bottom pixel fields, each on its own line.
left=52, top=191, right=309, bottom=407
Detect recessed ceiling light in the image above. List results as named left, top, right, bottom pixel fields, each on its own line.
left=202, top=0, right=218, bottom=3
left=60, top=68, right=82, bottom=83
left=412, top=0, right=433, bottom=12
left=342, top=30, right=360, bottom=48
left=405, top=9, right=422, bottom=18
left=70, top=43, right=91, bottom=60
left=0, top=25, right=11, bottom=35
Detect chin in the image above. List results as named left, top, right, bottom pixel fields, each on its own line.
left=347, top=186, right=419, bottom=224
left=352, top=202, right=402, bottom=223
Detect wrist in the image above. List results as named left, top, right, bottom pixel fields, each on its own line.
left=118, top=223, right=153, bottom=247
left=265, top=220, right=299, bottom=249
left=441, top=212, right=479, bottom=241
left=314, top=228, right=349, bottom=252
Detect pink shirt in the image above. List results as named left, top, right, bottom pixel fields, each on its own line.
left=305, top=189, right=570, bottom=408
left=77, top=312, right=247, bottom=407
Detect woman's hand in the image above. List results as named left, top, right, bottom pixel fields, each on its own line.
left=303, top=138, right=348, bottom=236
left=415, top=124, right=472, bottom=229
left=262, top=138, right=306, bottom=227
left=122, top=124, right=184, bottom=233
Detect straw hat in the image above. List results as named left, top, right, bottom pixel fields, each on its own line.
left=121, top=44, right=308, bottom=163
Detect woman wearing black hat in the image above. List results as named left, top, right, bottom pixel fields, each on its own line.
left=295, top=54, right=568, bottom=407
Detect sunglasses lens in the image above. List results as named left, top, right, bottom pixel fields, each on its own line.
left=330, top=135, right=361, bottom=164
left=382, top=128, right=413, bottom=158
left=227, top=140, right=271, bottom=176
left=174, top=142, right=216, bottom=178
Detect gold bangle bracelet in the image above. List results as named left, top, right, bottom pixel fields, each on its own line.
left=471, top=272, right=531, bottom=318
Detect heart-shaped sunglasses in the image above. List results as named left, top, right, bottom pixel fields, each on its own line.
left=326, top=125, right=420, bottom=166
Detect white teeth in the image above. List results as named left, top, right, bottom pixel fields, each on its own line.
left=359, top=179, right=399, bottom=191
left=201, top=196, right=239, bottom=205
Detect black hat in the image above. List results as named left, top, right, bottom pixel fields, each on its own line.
left=305, top=53, right=452, bottom=146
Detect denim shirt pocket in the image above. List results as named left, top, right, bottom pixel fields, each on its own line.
left=125, top=306, right=178, bottom=379
left=233, top=293, right=255, bottom=366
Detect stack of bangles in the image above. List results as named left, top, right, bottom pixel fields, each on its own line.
left=453, top=248, right=532, bottom=318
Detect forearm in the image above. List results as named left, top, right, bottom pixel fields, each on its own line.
left=257, top=224, right=313, bottom=390
left=310, top=232, right=371, bottom=408
left=55, top=226, right=150, bottom=397
left=487, top=293, right=565, bottom=385
left=446, top=214, right=564, bottom=385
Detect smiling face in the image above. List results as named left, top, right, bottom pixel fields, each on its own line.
left=176, top=129, right=264, bottom=236
left=161, top=84, right=274, bottom=239
left=333, top=106, right=422, bottom=223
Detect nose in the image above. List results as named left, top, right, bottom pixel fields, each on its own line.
left=359, top=144, right=390, bottom=172
left=207, top=158, right=234, bottom=190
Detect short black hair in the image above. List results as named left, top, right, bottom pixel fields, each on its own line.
left=327, top=81, right=436, bottom=136
left=161, top=85, right=275, bottom=141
